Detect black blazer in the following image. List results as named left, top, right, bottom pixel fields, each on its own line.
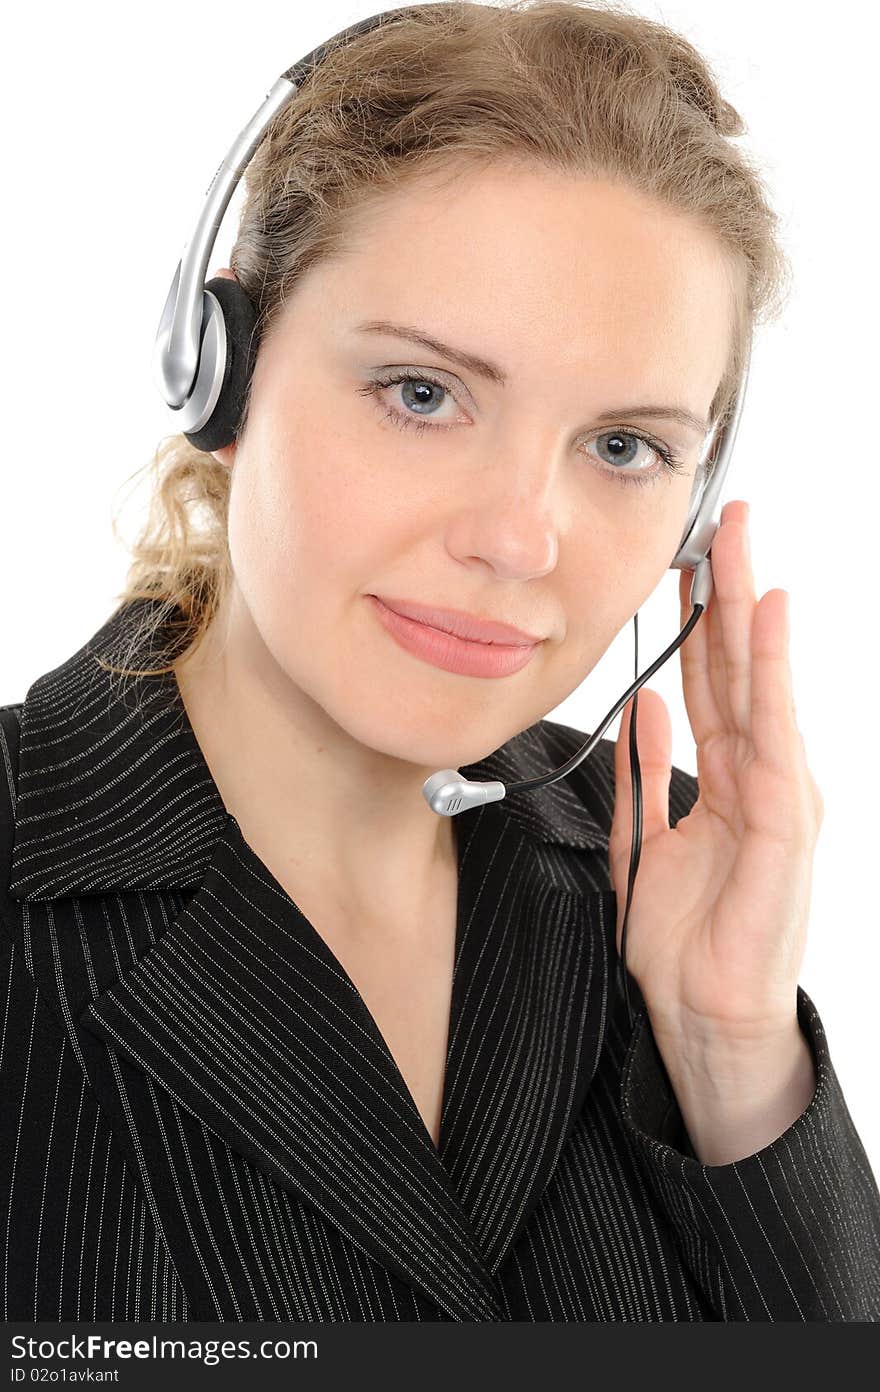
left=1, top=597, right=879, bottom=1323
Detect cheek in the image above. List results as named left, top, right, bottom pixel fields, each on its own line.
left=226, top=454, right=296, bottom=598
left=226, top=442, right=396, bottom=610
left=557, top=520, right=679, bottom=659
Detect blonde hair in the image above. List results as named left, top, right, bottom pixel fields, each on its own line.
left=104, top=0, right=790, bottom=679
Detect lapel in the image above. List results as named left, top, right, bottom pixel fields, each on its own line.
left=7, top=598, right=620, bottom=1319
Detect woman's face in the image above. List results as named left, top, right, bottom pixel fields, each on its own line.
left=214, top=161, right=735, bottom=772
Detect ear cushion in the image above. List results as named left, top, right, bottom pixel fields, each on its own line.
left=184, top=275, right=260, bottom=452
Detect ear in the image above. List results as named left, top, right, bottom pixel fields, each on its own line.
left=211, top=442, right=237, bottom=469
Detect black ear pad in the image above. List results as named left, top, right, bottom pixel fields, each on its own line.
left=183, top=276, right=261, bottom=453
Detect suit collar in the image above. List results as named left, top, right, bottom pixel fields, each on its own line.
left=72, top=807, right=618, bottom=1315
left=9, top=597, right=609, bottom=902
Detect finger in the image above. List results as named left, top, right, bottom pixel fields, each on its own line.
left=678, top=564, right=724, bottom=745
left=749, top=587, right=802, bottom=778
left=707, top=501, right=757, bottom=738
left=612, top=687, right=673, bottom=852
left=700, top=504, right=744, bottom=735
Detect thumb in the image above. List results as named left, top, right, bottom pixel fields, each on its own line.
left=610, top=687, right=673, bottom=881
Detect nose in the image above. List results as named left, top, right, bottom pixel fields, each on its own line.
left=444, top=433, right=565, bottom=582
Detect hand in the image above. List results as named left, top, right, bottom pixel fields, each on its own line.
left=608, top=499, right=824, bottom=1048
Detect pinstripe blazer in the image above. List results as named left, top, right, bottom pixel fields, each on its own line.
left=1, top=597, right=879, bottom=1323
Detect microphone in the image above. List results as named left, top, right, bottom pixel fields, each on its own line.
left=422, top=770, right=507, bottom=816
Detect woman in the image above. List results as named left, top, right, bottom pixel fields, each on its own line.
left=1, top=0, right=878, bottom=1323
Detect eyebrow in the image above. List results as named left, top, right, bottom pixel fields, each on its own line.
left=354, top=319, right=710, bottom=436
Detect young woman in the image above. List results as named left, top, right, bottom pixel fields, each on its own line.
left=2, top=0, right=878, bottom=1323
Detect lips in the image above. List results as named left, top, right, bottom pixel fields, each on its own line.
left=371, top=596, right=542, bottom=646
left=368, top=596, right=541, bottom=679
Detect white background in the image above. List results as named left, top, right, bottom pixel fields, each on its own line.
left=2, top=1, right=878, bottom=1175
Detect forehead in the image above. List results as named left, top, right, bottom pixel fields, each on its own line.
left=346, top=160, right=730, bottom=295
left=304, top=161, right=736, bottom=404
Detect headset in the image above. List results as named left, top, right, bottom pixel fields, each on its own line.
left=153, top=5, right=751, bottom=1032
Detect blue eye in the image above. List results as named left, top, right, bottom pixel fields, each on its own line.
left=584, top=429, right=686, bottom=488
left=358, top=371, right=460, bottom=429
left=357, top=371, right=688, bottom=488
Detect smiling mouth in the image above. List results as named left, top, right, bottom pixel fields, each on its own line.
left=367, top=595, right=543, bottom=679
left=369, top=595, right=543, bottom=646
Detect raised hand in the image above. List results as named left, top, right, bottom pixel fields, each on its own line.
left=608, top=500, right=823, bottom=1161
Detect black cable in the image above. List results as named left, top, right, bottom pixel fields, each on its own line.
left=471, top=595, right=708, bottom=1036
left=619, top=602, right=707, bottom=1031
left=501, top=603, right=706, bottom=799
left=620, top=612, right=644, bottom=1032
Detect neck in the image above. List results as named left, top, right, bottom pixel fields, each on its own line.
left=172, top=586, right=458, bottom=927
